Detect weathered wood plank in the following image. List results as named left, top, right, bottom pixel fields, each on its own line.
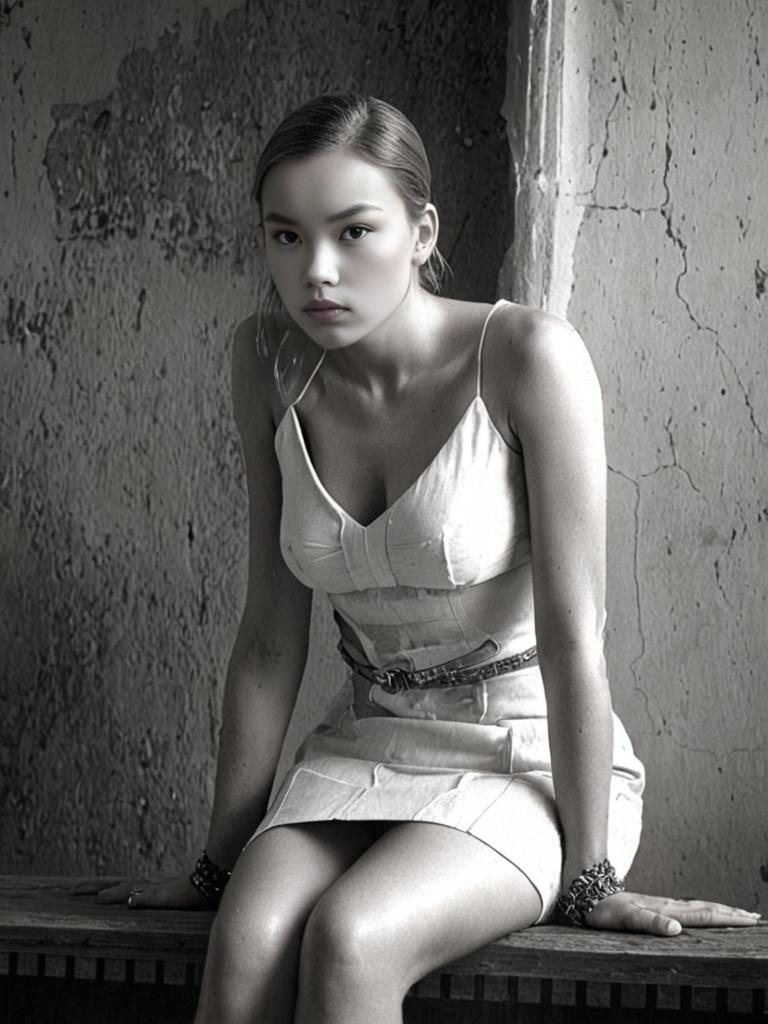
left=0, top=876, right=214, bottom=961
left=1, top=876, right=766, bottom=990
left=447, top=924, right=768, bottom=988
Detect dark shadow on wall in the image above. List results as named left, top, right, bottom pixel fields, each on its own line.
left=42, top=3, right=512, bottom=295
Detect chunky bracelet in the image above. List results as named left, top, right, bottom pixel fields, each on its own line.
left=189, top=850, right=231, bottom=906
left=556, top=858, right=625, bottom=926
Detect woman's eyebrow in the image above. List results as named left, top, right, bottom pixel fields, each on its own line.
left=263, top=203, right=385, bottom=226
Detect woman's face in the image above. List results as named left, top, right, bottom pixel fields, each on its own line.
left=260, top=149, right=425, bottom=349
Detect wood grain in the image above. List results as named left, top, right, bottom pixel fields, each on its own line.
left=1, top=876, right=766, bottom=990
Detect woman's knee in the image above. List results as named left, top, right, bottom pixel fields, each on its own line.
left=300, top=887, right=409, bottom=992
left=197, top=904, right=301, bottom=1024
left=206, top=890, right=303, bottom=986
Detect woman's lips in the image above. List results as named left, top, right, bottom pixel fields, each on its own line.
left=303, top=306, right=348, bottom=321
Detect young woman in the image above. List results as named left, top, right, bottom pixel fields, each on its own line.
left=81, top=94, right=760, bottom=1023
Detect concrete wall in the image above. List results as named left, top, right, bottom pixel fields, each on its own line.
left=502, top=0, right=767, bottom=910
left=0, top=1, right=510, bottom=874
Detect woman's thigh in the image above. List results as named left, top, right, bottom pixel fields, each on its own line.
left=300, top=821, right=543, bottom=991
left=197, top=819, right=377, bottom=1023
left=214, top=819, right=378, bottom=954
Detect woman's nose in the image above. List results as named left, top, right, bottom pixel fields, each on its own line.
left=303, top=242, right=339, bottom=287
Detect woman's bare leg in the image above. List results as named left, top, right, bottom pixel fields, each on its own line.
left=194, top=820, right=376, bottom=1024
left=295, top=822, right=543, bottom=1024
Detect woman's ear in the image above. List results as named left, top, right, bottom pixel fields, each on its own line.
left=412, top=203, right=439, bottom=264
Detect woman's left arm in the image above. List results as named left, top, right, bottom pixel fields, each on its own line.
left=505, top=310, right=760, bottom=935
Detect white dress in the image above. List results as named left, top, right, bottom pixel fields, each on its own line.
left=248, top=299, right=644, bottom=922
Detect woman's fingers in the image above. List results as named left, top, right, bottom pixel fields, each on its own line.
left=663, top=899, right=760, bottom=928
left=96, top=881, right=140, bottom=904
left=69, top=880, right=137, bottom=903
left=585, top=894, right=680, bottom=935
left=617, top=901, right=682, bottom=936
left=135, top=876, right=214, bottom=910
left=69, top=874, right=210, bottom=909
left=69, top=879, right=161, bottom=906
left=585, top=892, right=761, bottom=934
left=69, top=878, right=124, bottom=897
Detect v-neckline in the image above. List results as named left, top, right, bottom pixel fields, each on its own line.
left=282, top=395, right=486, bottom=531
left=275, top=298, right=510, bottom=530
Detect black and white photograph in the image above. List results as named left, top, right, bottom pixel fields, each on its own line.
left=1, top=1, right=766, bottom=1021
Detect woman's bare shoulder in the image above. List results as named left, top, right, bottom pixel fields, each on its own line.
left=493, top=302, right=583, bottom=362
left=483, top=302, right=600, bottom=436
left=486, top=301, right=595, bottom=393
left=231, top=314, right=281, bottom=429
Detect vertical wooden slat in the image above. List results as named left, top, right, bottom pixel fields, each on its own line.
left=574, top=980, right=587, bottom=1008
left=646, top=983, right=657, bottom=1008
left=715, top=986, right=728, bottom=1016
left=752, top=987, right=766, bottom=1015
left=551, top=978, right=575, bottom=1006
left=679, top=985, right=691, bottom=1013
left=518, top=977, right=540, bottom=1004
left=502, top=975, right=519, bottom=1024
left=506, top=974, right=519, bottom=1005
left=539, top=977, right=552, bottom=1007
left=73, top=956, right=96, bottom=980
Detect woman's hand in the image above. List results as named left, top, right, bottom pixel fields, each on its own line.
left=584, top=891, right=762, bottom=936
left=70, top=874, right=213, bottom=911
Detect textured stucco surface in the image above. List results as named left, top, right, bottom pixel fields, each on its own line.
left=544, top=0, right=767, bottom=910
left=0, top=1, right=510, bottom=874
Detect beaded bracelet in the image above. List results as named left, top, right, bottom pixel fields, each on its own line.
left=189, top=850, right=231, bottom=906
left=555, top=858, right=625, bottom=926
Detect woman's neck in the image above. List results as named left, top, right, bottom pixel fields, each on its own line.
left=325, top=284, right=448, bottom=400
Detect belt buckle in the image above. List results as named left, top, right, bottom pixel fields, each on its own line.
left=372, top=667, right=410, bottom=693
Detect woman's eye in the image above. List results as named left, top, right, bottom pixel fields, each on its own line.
left=341, top=225, right=370, bottom=241
left=274, top=230, right=300, bottom=245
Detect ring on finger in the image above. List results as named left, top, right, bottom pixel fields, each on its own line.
left=127, top=887, right=143, bottom=909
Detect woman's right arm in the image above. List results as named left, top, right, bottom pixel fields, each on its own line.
left=74, top=318, right=312, bottom=908
left=205, top=317, right=313, bottom=868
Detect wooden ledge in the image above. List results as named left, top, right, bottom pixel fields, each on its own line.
left=2, top=876, right=767, bottom=991
left=0, top=877, right=213, bottom=962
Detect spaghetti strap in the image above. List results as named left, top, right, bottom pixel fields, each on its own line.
left=291, top=347, right=327, bottom=407
left=476, top=299, right=508, bottom=398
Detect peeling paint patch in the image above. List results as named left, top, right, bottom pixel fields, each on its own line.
left=0, top=1, right=24, bottom=33
left=41, top=3, right=511, bottom=287
left=2, top=292, right=74, bottom=378
left=134, top=288, right=147, bottom=332
left=756, top=259, right=767, bottom=299
left=43, top=12, right=267, bottom=271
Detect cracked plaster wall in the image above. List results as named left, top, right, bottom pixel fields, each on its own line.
left=0, top=0, right=511, bottom=874
left=544, top=0, right=767, bottom=910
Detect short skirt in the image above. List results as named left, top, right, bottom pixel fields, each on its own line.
left=249, top=668, right=645, bottom=923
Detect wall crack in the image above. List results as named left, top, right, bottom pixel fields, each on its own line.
left=640, top=415, right=702, bottom=496
left=578, top=90, right=621, bottom=202
left=608, top=464, right=653, bottom=729
left=660, top=98, right=766, bottom=442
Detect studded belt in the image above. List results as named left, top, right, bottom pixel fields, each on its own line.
left=337, top=639, right=539, bottom=695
